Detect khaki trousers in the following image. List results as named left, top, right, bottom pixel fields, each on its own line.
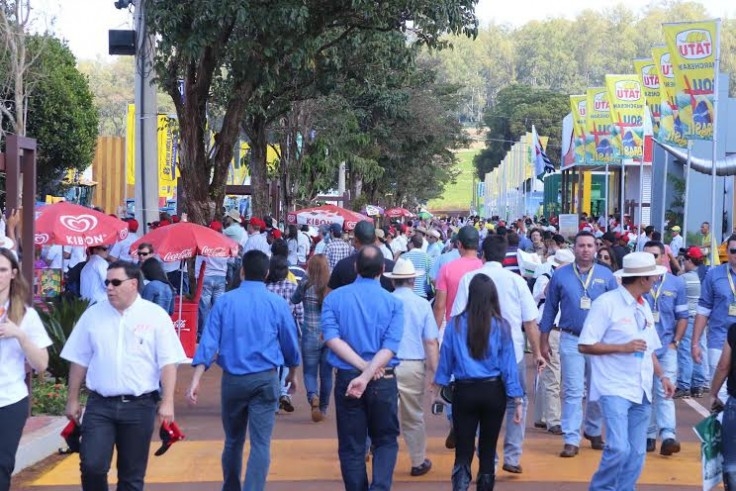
left=396, top=360, right=427, bottom=467
left=533, top=328, right=561, bottom=428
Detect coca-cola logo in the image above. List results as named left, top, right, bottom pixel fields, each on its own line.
left=35, top=233, right=50, bottom=245
left=60, top=214, right=98, bottom=233
left=201, top=246, right=228, bottom=257
left=162, top=249, right=194, bottom=262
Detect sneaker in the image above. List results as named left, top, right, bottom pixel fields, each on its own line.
left=547, top=425, right=563, bottom=435
left=673, top=388, right=691, bottom=399
left=279, top=395, right=295, bottom=413
left=410, top=459, right=432, bottom=476
left=691, top=387, right=705, bottom=398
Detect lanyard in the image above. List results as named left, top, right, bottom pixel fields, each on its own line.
left=727, top=267, right=736, bottom=301
left=651, top=273, right=667, bottom=310
left=573, top=263, right=595, bottom=297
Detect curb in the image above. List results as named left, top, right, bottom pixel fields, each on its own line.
left=14, top=416, right=67, bottom=475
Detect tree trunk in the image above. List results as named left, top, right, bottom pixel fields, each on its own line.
left=244, top=115, right=271, bottom=218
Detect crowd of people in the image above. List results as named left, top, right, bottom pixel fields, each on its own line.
left=1, top=206, right=736, bottom=491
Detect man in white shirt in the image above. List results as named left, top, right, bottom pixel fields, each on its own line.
left=242, top=218, right=271, bottom=256
left=223, top=210, right=244, bottom=245
left=669, top=226, right=684, bottom=257
left=452, top=234, right=544, bottom=475
left=109, top=219, right=140, bottom=263
left=43, top=245, right=64, bottom=269
left=80, top=246, right=110, bottom=304
left=62, top=260, right=187, bottom=491
left=578, top=252, right=675, bottom=490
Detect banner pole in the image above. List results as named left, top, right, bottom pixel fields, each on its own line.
left=709, top=20, right=721, bottom=264
left=621, top=159, right=626, bottom=231
left=683, top=141, right=692, bottom=241
left=605, top=163, right=609, bottom=227
left=639, top=157, right=645, bottom=228
left=661, top=150, right=669, bottom=230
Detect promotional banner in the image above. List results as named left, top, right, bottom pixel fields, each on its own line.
left=570, top=95, right=588, bottom=165
left=605, top=74, right=647, bottom=161
left=125, top=104, right=136, bottom=185
left=158, top=116, right=178, bottom=200
left=652, top=46, right=688, bottom=147
left=662, top=20, right=719, bottom=140
left=585, top=87, right=618, bottom=164
left=632, top=59, right=662, bottom=135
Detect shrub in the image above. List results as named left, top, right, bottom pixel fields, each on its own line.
left=36, top=296, right=90, bottom=382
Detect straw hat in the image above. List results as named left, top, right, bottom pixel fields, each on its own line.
left=614, top=252, right=667, bottom=278
left=383, top=258, right=424, bottom=279
left=225, top=209, right=242, bottom=223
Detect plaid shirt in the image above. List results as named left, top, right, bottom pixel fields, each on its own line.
left=292, top=280, right=322, bottom=334
left=266, top=280, right=304, bottom=327
left=326, top=239, right=352, bottom=270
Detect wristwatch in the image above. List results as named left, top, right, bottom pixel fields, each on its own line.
left=513, top=397, right=523, bottom=406
left=672, top=339, right=680, bottom=348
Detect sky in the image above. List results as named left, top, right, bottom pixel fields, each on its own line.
left=34, top=0, right=736, bottom=61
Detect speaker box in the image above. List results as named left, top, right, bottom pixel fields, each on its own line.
left=109, top=30, right=136, bottom=56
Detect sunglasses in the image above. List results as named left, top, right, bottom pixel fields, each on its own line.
left=651, top=253, right=660, bottom=258
left=104, top=278, right=134, bottom=287
left=138, top=251, right=151, bottom=257
left=729, top=248, right=736, bottom=254
left=598, top=255, right=611, bottom=260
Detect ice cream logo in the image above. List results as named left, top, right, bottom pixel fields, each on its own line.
left=614, top=80, right=641, bottom=101
left=676, top=29, right=712, bottom=60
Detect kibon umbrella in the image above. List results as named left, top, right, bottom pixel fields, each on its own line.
left=287, top=204, right=372, bottom=231
left=385, top=207, right=415, bottom=219
left=34, top=202, right=128, bottom=247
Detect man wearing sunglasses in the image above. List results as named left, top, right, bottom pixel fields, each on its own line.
left=62, top=261, right=187, bottom=491
left=136, top=244, right=154, bottom=264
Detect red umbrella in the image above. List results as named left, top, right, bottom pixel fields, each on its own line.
left=287, top=204, right=372, bottom=231
left=129, top=222, right=239, bottom=262
left=34, top=202, right=128, bottom=247
left=385, top=207, right=415, bottom=219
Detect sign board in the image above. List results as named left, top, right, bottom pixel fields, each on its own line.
left=559, top=214, right=579, bottom=240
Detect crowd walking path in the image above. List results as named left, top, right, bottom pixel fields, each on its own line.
left=15, top=364, right=712, bottom=490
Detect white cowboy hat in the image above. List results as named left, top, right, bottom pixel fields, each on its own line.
left=614, top=252, right=667, bottom=278
left=550, top=248, right=574, bottom=267
left=225, top=209, right=242, bottom=223
left=428, top=229, right=441, bottom=239
left=415, top=226, right=427, bottom=234
left=383, top=258, right=424, bottom=279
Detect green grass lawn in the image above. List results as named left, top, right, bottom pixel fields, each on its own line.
left=428, top=148, right=480, bottom=213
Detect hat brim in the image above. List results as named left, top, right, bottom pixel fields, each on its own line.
left=383, top=271, right=424, bottom=279
left=614, top=264, right=667, bottom=278
left=0, top=237, right=14, bottom=249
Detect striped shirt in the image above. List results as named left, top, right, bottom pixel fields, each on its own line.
left=681, top=269, right=701, bottom=317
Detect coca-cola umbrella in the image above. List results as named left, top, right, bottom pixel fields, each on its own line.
left=286, top=204, right=372, bottom=231
left=130, top=222, right=239, bottom=327
left=384, top=207, right=415, bottom=219
left=34, top=202, right=129, bottom=247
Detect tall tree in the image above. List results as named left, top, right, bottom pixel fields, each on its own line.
left=145, top=0, right=478, bottom=224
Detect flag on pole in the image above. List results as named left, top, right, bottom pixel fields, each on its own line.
left=532, top=125, right=554, bottom=180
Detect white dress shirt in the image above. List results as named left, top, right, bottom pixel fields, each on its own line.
left=243, top=232, right=272, bottom=256
left=64, top=246, right=86, bottom=271
left=109, top=232, right=139, bottom=262
left=61, top=296, right=187, bottom=397
left=44, top=245, right=64, bottom=269
left=578, top=287, right=662, bottom=404
left=452, top=261, right=538, bottom=362
left=0, top=307, right=52, bottom=407
left=80, top=254, right=109, bottom=304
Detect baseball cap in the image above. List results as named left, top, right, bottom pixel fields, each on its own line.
left=682, top=246, right=704, bottom=260
left=60, top=420, right=81, bottom=454
left=329, top=222, right=343, bottom=235
left=209, top=220, right=223, bottom=232
left=127, top=218, right=139, bottom=233
left=457, top=225, right=479, bottom=249
left=353, top=220, right=376, bottom=245
left=671, top=225, right=681, bottom=232
left=155, top=421, right=185, bottom=457
left=249, top=218, right=266, bottom=230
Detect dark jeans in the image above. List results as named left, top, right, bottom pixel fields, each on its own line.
left=334, top=369, right=399, bottom=491
left=80, top=392, right=157, bottom=491
left=0, top=397, right=29, bottom=491
left=453, top=379, right=507, bottom=475
left=220, top=370, right=279, bottom=491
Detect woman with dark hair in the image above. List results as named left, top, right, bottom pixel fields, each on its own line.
left=0, top=248, right=51, bottom=490
left=141, top=257, right=175, bottom=314
left=596, top=245, right=619, bottom=272
left=286, top=224, right=300, bottom=266
left=291, top=254, right=332, bottom=422
left=434, top=274, right=523, bottom=491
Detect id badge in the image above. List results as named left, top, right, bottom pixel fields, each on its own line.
left=580, top=296, right=591, bottom=310
left=729, top=303, right=736, bottom=317
left=652, top=311, right=660, bottom=323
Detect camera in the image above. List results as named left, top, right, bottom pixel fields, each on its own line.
left=431, top=402, right=444, bottom=415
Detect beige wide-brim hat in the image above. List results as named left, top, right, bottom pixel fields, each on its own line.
left=383, top=258, right=424, bottom=279
left=550, top=248, right=574, bottom=267
left=225, top=209, right=241, bottom=223
left=614, top=251, right=667, bottom=278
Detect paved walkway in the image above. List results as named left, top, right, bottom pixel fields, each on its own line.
left=15, top=363, right=710, bottom=490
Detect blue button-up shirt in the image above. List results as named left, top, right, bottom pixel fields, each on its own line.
left=434, top=314, right=523, bottom=398
left=697, top=264, right=736, bottom=349
left=321, top=276, right=404, bottom=370
left=192, top=281, right=301, bottom=374
left=392, top=287, right=438, bottom=360
left=429, top=249, right=460, bottom=282
left=643, top=273, right=688, bottom=356
left=540, top=262, right=618, bottom=334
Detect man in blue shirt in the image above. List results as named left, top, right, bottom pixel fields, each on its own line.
left=186, top=250, right=301, bottom=491
left=642, top=242, right=688, bottom=456
left=322, top=246, right=405, bottom=491
left=540, top=231, right=618, bottom=458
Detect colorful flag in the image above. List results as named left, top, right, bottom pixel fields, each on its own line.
left=585, top=87, right=618, bottom=164
left=633, top=59, right=662, bottom=135
left=125, top=103, right=136, bottom=185
left=605, top=74, right=647, bottom=161
left=652, top=46, right=688, bottom=147
left=158, top=115, right=178, bottom=200
left=570, top=95, right=587, bottom=165
left=662, top=20, right=720, bottom=140
left=531, top=125, right=554, bottom=180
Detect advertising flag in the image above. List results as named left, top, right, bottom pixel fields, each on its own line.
left=158, top=116, right=178, bottom=200
left=662, top=20, right=719, bottom=140
left=531, top=125, right=554, bottom=180
left=632, top=59, right=662, bottom=135
left=652, top=46, right=688, bottom=147
left=570, top=95, right=587, bottom=165
left=585, top=87, right=618, bottom=164
left=125, top=104, right=136, bottom=185
left=605, top=74, right=647, bottom=161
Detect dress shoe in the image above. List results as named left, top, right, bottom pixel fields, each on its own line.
left=673, top=388, right=691, bottom=399
left=646, top=438, right=656, bottom=453
left=451, top=464, right=471, bottom=491
left=310, top=395, right=322, bottom=422
left=660, top=438, right=681, bottom=456
left=534, top=421, right=547, bottom=429
left=476, top=473, right=494, bottom=491
left=411, top=459, right=432, bottom=477
left=559, top=444, right=579, bottom=457
left=584, top=432, right=604, bottom=450
left=691, top=387, right=705, bottom=398
left=445, top=427, right=456, bottom=449
left=548, top=425, right=563, bottom=435
left=502, top=463, right=522, bottom=474
left=279, top=395, right=294, bottom=413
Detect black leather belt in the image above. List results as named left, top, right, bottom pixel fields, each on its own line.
left=559, top=327, right=580, bottom=337
left=455, top=376, right=501, bottom=385
left=90, top=391, right=158, bottom=403
left=399, top=359, right=424, bottom=362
